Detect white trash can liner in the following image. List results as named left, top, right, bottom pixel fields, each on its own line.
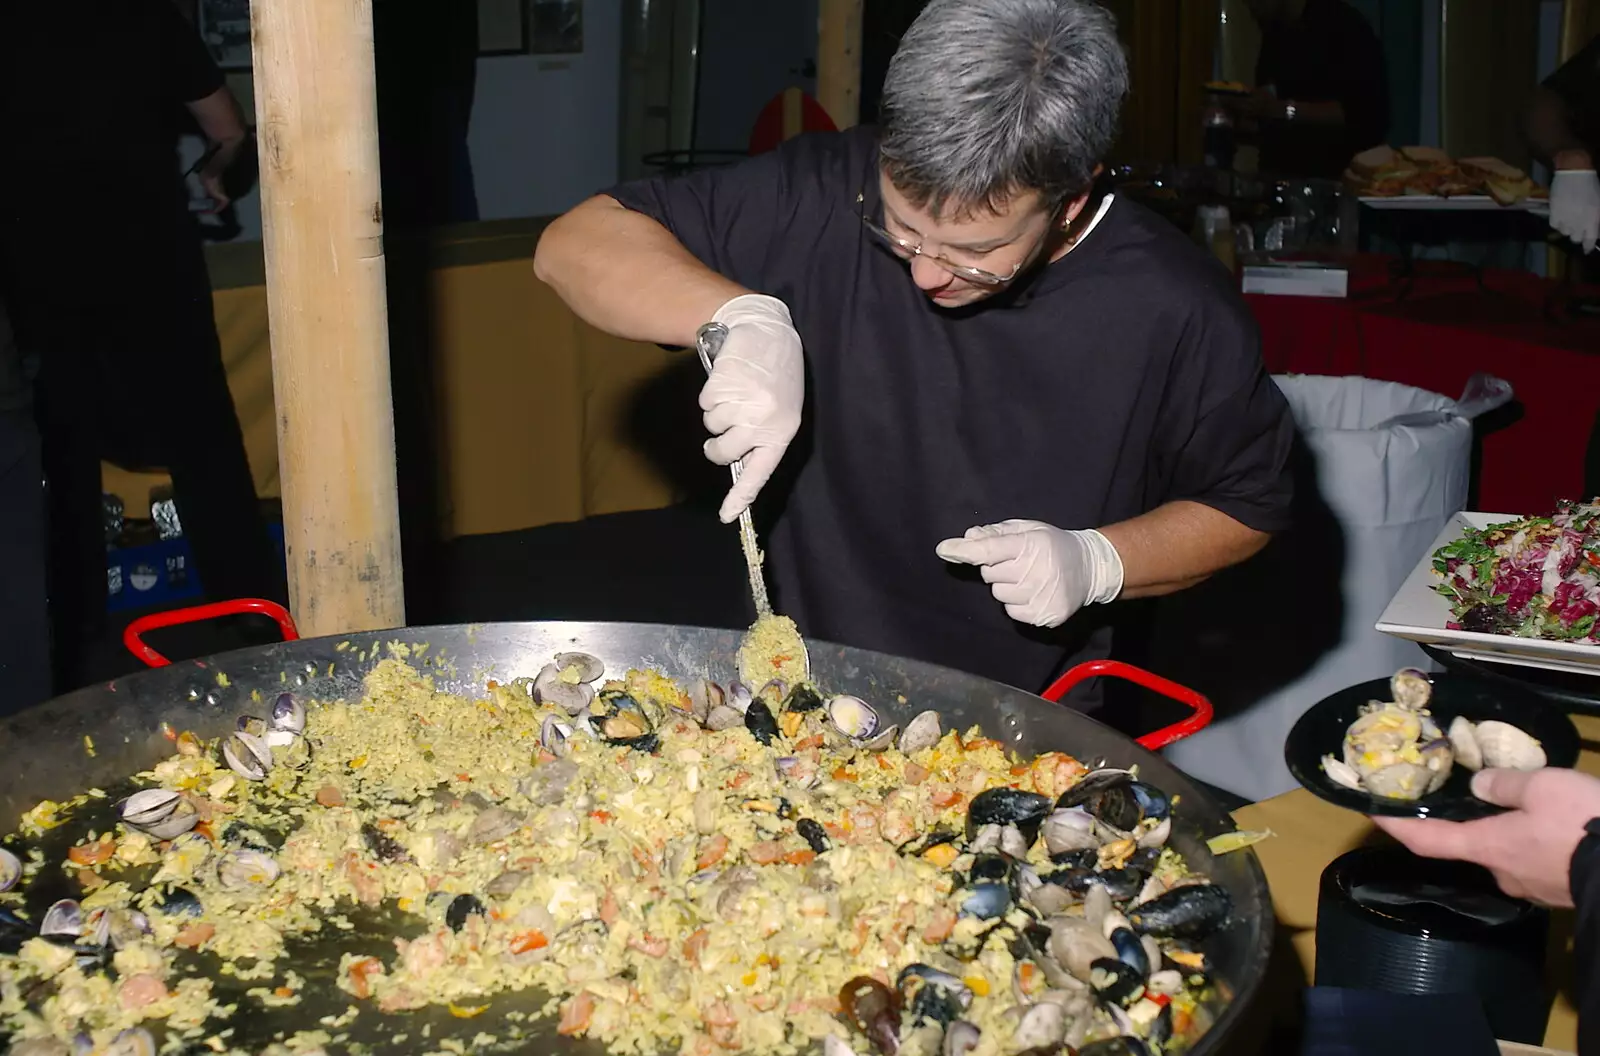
left=1156, top=372, right=1512, bottom=803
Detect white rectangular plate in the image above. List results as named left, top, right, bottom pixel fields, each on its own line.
left=1359, top=195, right=1549, bottom=216
left=1376, top=511, right=1600, bottom=677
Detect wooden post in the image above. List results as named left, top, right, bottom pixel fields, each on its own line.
left=251, top=0, right=405, bottom=635
left=817, top=0, right=864, bottom=129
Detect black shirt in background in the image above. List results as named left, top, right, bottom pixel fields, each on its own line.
left=1543, top=33, right=1600, bottom=160
left=607, top=128, right=1294, bottom=697
left=1572, top=819, right=1600, bottom=1056
left=1255, top=0, right=1390, bottom=179
left=0, top=0, right=222, bottom=256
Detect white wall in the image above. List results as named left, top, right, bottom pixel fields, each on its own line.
left=192, top=0, right=623, bottom=241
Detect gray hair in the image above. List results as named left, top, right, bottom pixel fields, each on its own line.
left=878, top=0, right=1129, bottom=217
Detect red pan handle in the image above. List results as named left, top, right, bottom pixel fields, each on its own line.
left=1041, top=659, right=1214, bottom=751
left=123, top=599, right=300, bottom=669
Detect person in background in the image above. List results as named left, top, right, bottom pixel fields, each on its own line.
left=535, top=0, right=1294, bottom=704
left=0, top=0, right=283, bottom=690
left=1374, top=767, right=1600, bottom=1054
left=1527, top=34, right=1600, bottom=255
left=1234, top=0, right=1390, bottom=179
left=0, top=296, right=51, bottom=719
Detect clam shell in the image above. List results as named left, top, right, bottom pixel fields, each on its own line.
left=216, top=849, right=280, bottom=892
left=1042, top=808, right=1101, bottom=855
left=826, top=695, right=879, bottom=740
left=236, top=715, right=269, bottom=738
left=1045, top=916, right=1118, bottom=983
left=1448, top=716, right=1483, bottom=771
left=118, top=788, right=182, bottom=828
left=40, top=898, right=83, bottom=938
left=1344, top=706, right=1424, bottom=774
left=104, top=1029, right=156, bottom=1056
left=0, top=847, right=21, bottom=892
left=1473, top=720, right=1546, bottom=771
left=685, top=678, right=723, bottom=724
left=856, top=724, right=900, bottom=753
left=1390, top=667, right=1433, bottom=709
left=140, top=800, right=201, bottom=841
left=898, top=710, right=943, bottom=753
left=540, top=715, right=575, bottom=757
left=705, top=705, right=746, bottom=732
left=532, top=663, right=595, bottom=716
left=222, top=731, right=273, bottom=781
left=553, top=652, right=604, bottom=684
left=726, top=682, right=754, bottom=715
left=269, top=693, right=306, bottom=734
left=1321, top=754, right=1364, bottom=793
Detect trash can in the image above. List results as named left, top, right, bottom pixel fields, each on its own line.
left=1154, top=373, right=1512, bottom=803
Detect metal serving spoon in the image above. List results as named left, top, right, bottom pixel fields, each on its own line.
left=694, top=322, right=811, bottom=685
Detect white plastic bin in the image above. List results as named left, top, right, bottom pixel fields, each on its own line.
left=1154, top=373, right=1512, bottom=803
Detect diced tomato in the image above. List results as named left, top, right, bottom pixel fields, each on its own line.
left=557, top=991, right=595, bottom=1036
left=347, top=957, right=383, bottom=999
left=781, top=850, right=816, bottom=866
left=696, top=833, right=729, bottom=870
left=509, top=930, right=548, bottom=955
left=683, top=928, right=709, bottom=964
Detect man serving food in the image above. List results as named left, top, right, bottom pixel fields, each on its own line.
left=535, top=0, right=1294, bottom=702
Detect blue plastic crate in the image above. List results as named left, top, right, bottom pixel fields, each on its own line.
left=107, top=522, right=285, bottom=613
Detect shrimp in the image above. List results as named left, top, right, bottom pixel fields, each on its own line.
left=558, top=990, right=596, bottom=1036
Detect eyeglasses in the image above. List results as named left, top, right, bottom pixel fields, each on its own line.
left=856, top=193, right=1024, bottom=287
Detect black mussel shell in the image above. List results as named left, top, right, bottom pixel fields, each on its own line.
left=1043, top=866, right=1142, bottom=902
left=446, top=894, right=487, bottom=932
left=969, top=854, right=1011, bottom=884
left=155, top=887, right=204, bottom=918
left=1048, top=847, right=1098, bottom=869
left=896, top=963, right=971, bottom=1028
left=898, top=829, right=960, bottom=858
left=797, top=818, right=831, bottom=854
left=610, top=733, right=662, bottom=754
left=839, top=976, right=901, bottom=1055
left=744, top=699, right=780, bottom=745
left=362, top=823, right=410, bottom=863
left=1055, top=768, right=1133, bottom=810
left=1129, top=781, right=1171, bottom=822
left=1127, top=883, right=1231, bottom=939
left=72, top=942, right=115, bottom=976
left=1125, top=846, right=1162, bottom=873
left=1108, top=925, right=1149, bottom=976
left=1089, top=957, right=1146, bottom=1006
left=1090, top=785, right=1144, bottom=831
left=966, top=788, right=1053, bottom=847
left=1147, top=1003, right=1174, bottom=1047
left=1079, top=1038, right=1153, bottom=1056
left=783, top=684, right=824, bottom=713
left=958, top=882, right=1011, bottom=920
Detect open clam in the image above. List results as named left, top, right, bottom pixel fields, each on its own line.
left=0, top=847, right=19, bottom=893
left=1390, top=667, right=1433, bottom=710
left=118, top=789, right=182, bottom=829
left=222, top=731, right=273, bottom=781
left=40, top=899, right=83, bottom=939
left=216, top=850, right=280, bottom=893
left=1473, top=720, right=1546, bottom=771
left=269, top=692, right=306, bottom=734
left=899, top=710, right=943, bottom=753
left=532, top=663, right=596, bottom=716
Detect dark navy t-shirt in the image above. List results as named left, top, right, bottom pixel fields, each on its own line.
left=607, top=127, right=1293, bottom=697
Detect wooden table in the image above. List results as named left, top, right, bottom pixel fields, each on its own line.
left=1230, top=711, right=1600, bottom=1052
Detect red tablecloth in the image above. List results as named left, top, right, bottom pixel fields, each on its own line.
left=1245, top=256, right=1600, bottom=514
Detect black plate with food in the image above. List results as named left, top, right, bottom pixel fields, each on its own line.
left=1285, top=669, right=1580, bottom=819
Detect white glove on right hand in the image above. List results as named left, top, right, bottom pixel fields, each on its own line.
left=700, top=294, right=804, bottom=523
left=1550, top=169, right=1600, bottom=253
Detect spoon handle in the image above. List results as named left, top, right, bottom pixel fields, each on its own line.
left=695, top=322, right=772, bottom=617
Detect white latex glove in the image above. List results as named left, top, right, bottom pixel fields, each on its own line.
left=935, top=520, right=1125, bottom=628
left=699, top=294, right=805, bottom=523
left=1550, top=169, right=1600, bottom=253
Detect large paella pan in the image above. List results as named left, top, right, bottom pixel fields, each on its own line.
left=0, top=619, right=1273, bottom=1056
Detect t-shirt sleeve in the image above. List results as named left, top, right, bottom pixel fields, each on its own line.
left=603, top=136, right=829, bottom=294
left=148, top=0, right=225, bottom=104
left=1160, top=299, right=1295, bottom=533
left=1543, top=34, right=1600, bottom=149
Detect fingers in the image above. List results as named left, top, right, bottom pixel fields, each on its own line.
left=1469, top=768, right=1535, bottom=809
left=717, top=443, right=783, bottom=524
left=1370, top=815, right=1476, bottom=861
left=936, top=533, right=1028, bottom=568
left=703, top=426, right=757, bottom=467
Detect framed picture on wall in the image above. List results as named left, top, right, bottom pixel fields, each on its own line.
left=197, top=0, right=252, bottom=69
left=478, top=0, right=527, bottom=55
left=529, top=0, right=582, bottom=55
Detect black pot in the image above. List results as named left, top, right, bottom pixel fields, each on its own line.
left=1316, top=845, right=1551, bottom=1043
